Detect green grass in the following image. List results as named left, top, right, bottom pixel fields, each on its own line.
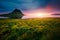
left=0, top=18, right=60, bottom=40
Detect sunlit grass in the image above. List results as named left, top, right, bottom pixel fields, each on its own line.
left=0, top=18, right=60, bottom=40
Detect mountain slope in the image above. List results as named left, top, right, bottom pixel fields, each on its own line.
left=0, top=9, right=24, bottom=18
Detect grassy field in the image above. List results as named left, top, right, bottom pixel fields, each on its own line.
left=0, top=18, right=60, bottom=40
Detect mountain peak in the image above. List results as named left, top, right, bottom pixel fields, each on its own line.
left=12, top=9, right=22, bottom=13
left=0, top=9, right=24, bottom=18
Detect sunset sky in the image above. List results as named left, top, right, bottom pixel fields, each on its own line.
left=0, top=0, right=60, bottom=18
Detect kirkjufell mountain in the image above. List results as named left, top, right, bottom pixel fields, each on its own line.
left=0, top=9, right=24, bottom=18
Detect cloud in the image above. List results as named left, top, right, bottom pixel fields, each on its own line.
left=49, top=0, right=60, bottom=9
left=0, top=0, right=60, bottom=12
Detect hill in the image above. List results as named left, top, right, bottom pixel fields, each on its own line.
left=0, top=18, right=60, bottom=40
left=0, top=9, right=24, bottom=18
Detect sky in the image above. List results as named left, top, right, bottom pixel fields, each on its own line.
left=0, top=0, right=60, bottom=18
left=0, top=0, right=60, bottom=12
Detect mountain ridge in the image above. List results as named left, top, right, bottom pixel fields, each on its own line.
left=0, top=9, right=24, bottom=18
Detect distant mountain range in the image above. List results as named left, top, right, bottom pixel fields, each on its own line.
left=0, top=9, right=24, bottom=18
left=52, top=13, right=60, bottom=16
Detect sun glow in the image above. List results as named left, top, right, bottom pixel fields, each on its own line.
left=22, top=9, right=52, bottom=19
left=23, top=12, right=51, bottom=19
left=27, top=13, right=50, bottom=18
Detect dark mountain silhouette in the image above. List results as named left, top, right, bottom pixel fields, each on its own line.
left=0, top=9, right=24, bottom=18
left=52, top=13, right=60, bottom=16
